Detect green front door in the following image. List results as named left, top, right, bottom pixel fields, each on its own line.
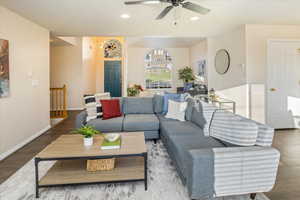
left=104, top=61, right=122, bottom=97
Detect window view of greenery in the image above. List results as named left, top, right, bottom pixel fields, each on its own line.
left=146, top=68, right=171, bottom=89
left=145, top=49, right=172, bottom=89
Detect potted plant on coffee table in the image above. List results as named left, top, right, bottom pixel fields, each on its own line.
left=72, top=125, right=101, bottom=146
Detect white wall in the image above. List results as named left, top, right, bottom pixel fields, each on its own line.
left=207, top=26, right=248, bottom=117
left=50, top=38, right=84, bottom=109
left=127, top=47, right=190, bottom=91
left=205, top=24, right=300, bottom=123
left=245, top=25, right=300, bottom=123
left=0, top=6, right=50, bottom=159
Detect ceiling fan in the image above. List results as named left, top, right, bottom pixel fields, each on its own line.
left=124, top=0, right=210, bottom=20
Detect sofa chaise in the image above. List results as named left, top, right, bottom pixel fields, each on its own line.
left=76, top=96, right=280, bottom=200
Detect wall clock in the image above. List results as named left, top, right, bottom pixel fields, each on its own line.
left=103, top=39, right=122, bottom=59
left=215, top=49, right=230, bottom=75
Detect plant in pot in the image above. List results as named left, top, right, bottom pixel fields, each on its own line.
left=72, top=125, right=101, bottom=146
left=127, top=84, right=144, bottom=97
left=178, top=67, right=195, bottom=89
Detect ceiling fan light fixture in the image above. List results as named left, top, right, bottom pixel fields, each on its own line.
left=124, top=0, right=210, bottom=20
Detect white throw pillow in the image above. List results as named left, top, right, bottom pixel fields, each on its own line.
left=95, top=92, right=111, bottom=103
left=165, top=99, right=188, bottom=121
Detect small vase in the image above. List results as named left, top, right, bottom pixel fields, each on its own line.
left=83, top=137, right=93, bottom=146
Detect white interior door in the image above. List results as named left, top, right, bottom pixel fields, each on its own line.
left=267, top=40, right=300, bottom=129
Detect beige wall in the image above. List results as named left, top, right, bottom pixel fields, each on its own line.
left=50, top=37, right=125, bottom=108
left=207, top=26, right=248, bottom=117
left=127, top=47, right=190, bottom=91
left=82, top=37, right=97, bottom=94
left=50, top=38, right=84, bottom=109
left=0, top=6, right=50, bottom=159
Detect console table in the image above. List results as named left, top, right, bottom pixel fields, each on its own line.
left=195, top=95, right=236, bottom=114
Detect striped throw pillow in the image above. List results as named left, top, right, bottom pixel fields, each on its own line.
left=84, top=93, right=110, bottom=122
left=210, top=110, right=258, bottom=146
left=199, top=100, right=218, bottom=136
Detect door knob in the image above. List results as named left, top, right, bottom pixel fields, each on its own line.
left=270, top=88, right=276, bottom=92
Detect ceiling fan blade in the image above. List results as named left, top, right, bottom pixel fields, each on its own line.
left=156, top=6, right=174, bottom=20
left=181, top=2, right=210, bottom=14
left=125, top=0, right=163, bottom=5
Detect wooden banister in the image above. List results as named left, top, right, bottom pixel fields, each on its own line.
left=50, top=85, right=68, bottom=119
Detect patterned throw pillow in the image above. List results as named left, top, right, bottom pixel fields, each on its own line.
left=84, top=93, right=110, bottom=122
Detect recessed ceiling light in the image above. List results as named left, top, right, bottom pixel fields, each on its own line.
left=120, top=14, right=130, bottom=19
left=190, top=16, right=199, bottom=21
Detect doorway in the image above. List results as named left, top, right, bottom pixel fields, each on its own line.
left=267, top=40, right=300, bottom=129
left=104, top=60, right=122, bottom=97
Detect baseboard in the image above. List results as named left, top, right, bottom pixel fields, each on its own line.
left=0, top=125, right=51, bottom=161
left=67, top=107, right=84, bottom=111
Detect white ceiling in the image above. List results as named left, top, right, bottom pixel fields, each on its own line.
left=1, top=0, right=300, bottom=37
left=127, top=37, right=204, bottom=48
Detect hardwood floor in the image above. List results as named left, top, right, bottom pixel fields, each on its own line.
left=0, top=110, right=80, bottom=184
left=265, top=129, right=300, bottom=200
left=0, top=111, right=299, bottom=200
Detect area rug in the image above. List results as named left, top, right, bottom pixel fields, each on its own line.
left=0, top=141, right=270, bottom=200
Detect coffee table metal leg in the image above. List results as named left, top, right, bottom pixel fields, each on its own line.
left=35, top=158, right=40, bottom=198
left=144, top=153, right=148, bottom=191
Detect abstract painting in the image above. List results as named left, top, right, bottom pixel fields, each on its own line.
left=0, top=39, right=9, bottom=98
left=196, top=59, right=207, bottom=84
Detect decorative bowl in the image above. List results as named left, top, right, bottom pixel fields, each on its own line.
left=104, top=133, right=120, bottom=142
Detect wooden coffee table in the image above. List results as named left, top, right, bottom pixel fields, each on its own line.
left=34, top=132, right=147, bottom=198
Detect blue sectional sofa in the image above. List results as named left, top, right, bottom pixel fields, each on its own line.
left=76, top=97, right=161, bottom=140
left=76, top=95, right=280, bottom=200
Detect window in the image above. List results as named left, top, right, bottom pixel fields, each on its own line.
left=103, top=39, right=122, bottom=59
left=145, top=49, right=172, bottom=89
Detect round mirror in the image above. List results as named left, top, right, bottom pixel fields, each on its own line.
left=215, top=49, right=230, bottom=74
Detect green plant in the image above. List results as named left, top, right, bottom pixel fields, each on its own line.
left=127, top=87, right=139, bottom=97
left=72, top=125, right=100, bottom=138
left=127, top=84, right=144, bottom=97
left=178, top=67, right=195, bottom=83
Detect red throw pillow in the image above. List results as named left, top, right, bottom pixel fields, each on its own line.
left=100, top=99, right=122, bottom=120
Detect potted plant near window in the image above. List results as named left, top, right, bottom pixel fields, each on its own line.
left=127, top=84, right=144, bottom=97
left=178, top=67, right=195, bottom=89
left=72, top=126, right=101, bottom=146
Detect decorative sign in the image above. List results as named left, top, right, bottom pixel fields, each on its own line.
left=103, top=39, right=122, bottom=59
left=0, top=39, right=9, bottom=98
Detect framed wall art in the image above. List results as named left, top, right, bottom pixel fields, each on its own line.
left=0, top=39, right=9, bottom=98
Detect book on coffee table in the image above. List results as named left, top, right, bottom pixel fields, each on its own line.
left=101, top=138, right=121, bottom=150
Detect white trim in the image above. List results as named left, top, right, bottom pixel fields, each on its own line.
left=67, top=107, right=84, bottom=111
left=267, top=39, right=300, bottom=43
left=247, top=83, right=251, bottom=119
left=0, top=125, right=51, bottom=161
